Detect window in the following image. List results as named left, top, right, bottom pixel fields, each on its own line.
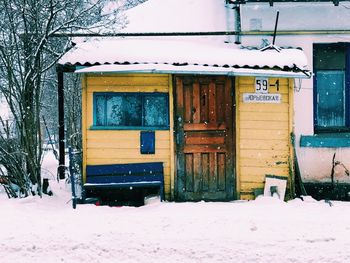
left=314, top=44, right=350, bottom=132
left=93, top=92, right=169, bottom=130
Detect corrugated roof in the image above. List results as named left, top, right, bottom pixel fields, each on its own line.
left=75, top=64, right=311, bottom=79
left=59, top=38, right=309, bottom=73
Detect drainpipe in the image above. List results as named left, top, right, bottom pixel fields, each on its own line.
left=234, top=4, right=242, bottom=44
left=225, top=1, right=241, bottom=44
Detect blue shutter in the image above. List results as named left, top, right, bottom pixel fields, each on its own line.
left=316, top=70, right=345, bottom=128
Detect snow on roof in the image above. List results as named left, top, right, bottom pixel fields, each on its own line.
left=122, top=0, right=229, bottom=33
left=59, top=38, right=309, bottom=73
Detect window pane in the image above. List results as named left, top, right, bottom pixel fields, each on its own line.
left=314, top=45, right=346, bottom=70
left=124, top=95, right=142, bottom=126
left=95, top=93, right=168, bottom=128
left=316, top=70, right=345, bottom=127
left=106, top=95, right=123, bottom=126
left=95, top=95, right=106, bottom=126
left=144, top=96, right=168, bottom=127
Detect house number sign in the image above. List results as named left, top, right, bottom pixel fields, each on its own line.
left=243, top=77, right=281, bottom=103
left=255, top=77, right=269, bottom=94
left=243, top=93, right=281, bottom=103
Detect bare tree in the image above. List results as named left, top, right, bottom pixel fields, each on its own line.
left=123, top=0, right=148, bottom=9
left=0, top=0, right=125, bottom=197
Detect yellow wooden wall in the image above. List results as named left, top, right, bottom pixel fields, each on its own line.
left=81, top=73, right=294, bottom=201
left=235, top=77, right=294, bottom=200
left=82, top=74, right=174, bottom=200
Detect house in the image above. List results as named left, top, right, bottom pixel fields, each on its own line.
left=237, top=0, right=350, bottom=199
left=58, top=0, right=311, bottom=202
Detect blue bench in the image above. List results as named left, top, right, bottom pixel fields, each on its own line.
left=83, top=162, right=164, bottom=201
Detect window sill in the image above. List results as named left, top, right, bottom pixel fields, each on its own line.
left=300, top=134, right=350, bottom=148
left=89, top=126, right=169, bottom=131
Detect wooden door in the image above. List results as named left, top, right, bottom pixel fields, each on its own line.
left=175, top=76, right=235, bottom=201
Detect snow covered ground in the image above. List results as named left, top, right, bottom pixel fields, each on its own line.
left=1, top=152, right=350, bottom=263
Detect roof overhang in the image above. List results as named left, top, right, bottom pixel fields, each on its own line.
left=75, top=64, right=311, bottom=79
left=59, top=38, right=311, bottom=78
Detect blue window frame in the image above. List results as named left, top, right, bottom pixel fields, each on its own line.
left=93, top=92, right=169, bottom=130
left=314, top=43, right=350, bottom=133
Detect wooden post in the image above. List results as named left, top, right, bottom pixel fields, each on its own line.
left=57, top=65, right=65, bottom=180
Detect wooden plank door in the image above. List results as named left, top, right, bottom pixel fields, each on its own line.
left=175, top=76, right=235, bottom=201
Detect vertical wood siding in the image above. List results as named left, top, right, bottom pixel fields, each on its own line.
left=82, top=74, right=173, bottom=199
left=236, top=77, right=293, bottom=200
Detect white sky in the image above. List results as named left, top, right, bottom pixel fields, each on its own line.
left=122, top=0, right=229, bottom=33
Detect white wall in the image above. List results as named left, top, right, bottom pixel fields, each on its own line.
left=240, top=2, right=350, bottom=31
left=240, top=3, right=350, bottom=184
